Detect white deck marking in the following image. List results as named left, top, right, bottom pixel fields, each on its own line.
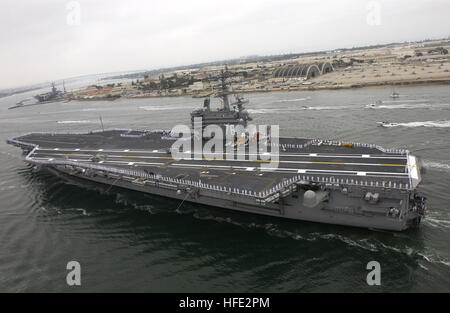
left=32, top=151, right=406, bottom=169
left=408, top=156, right=419, bottom=180
left=31, top=157, right=408, bottom=178
left=357, top=172, right=367, bottom=176
left=35, top=148, right=406, bottom=159
left=407, top=155, right=421, bottom=188
left=97, top=160, right=408, bottom=176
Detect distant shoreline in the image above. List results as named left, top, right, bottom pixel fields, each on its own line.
left=230, top=78, right=450, bottom=94
left=67, top=78, right=450, bottom=102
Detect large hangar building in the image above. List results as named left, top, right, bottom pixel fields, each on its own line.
left=273, top=62, right=334, bottom=79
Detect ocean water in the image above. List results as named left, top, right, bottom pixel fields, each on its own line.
left=0, top=85, right=449, bottom=292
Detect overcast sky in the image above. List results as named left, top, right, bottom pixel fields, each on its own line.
left=0, top=0, right=449, bottom=89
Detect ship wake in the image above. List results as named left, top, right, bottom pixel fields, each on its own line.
left=378, top=120, right=450, bottom=128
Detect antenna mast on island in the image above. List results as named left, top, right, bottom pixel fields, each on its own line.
left=217, top=65, right=232, bottom=111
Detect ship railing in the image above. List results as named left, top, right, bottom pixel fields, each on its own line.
left=26, top=151, right=413, bottom=210
left=20, top=132, right=412, bottom=207
left=14, top=128, right=132, bottom=138
left=25, top=154, right=281, bottom=200
left=7, top=138, right=38, bottom=149
left=120, top=130, right=149, bottom=138
left=266, top=138, right=408, bottom=155
left=89, top=128, right=132, bottom=134
left=18, top=128, right=175, bottom=138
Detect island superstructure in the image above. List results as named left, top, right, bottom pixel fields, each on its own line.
left=7, top=70, right=426, bottom=231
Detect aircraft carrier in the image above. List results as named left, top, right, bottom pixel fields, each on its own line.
left=8, top=82, right=67, bottom=110
left=7, top=70, right=426, bottom=231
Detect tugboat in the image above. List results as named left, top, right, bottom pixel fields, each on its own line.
left=7, top=68, right=426, bottom=231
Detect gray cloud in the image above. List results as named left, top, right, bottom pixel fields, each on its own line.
left=0, top=0, right=449, bottom=88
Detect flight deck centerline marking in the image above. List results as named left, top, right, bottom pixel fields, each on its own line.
left=101, top=155, right=406, bottom=167
left=312, top=161, right=345, bottom=165
left=379, top=163, right=407, bottom=166
left=35, top=148, right=407, bottom=159
left=39, top=150, right=406, bottom=160
left=33, top=152, right=406, bottom=168
left=38, top=149, right=406, bottom=162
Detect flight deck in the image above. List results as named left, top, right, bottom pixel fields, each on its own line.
left=8, top=129, right=415, bottom=199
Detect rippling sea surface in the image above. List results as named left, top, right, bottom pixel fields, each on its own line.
left=0, top=85, right=449, bottom=292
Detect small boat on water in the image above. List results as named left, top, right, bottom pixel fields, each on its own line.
left=377, top=121, right=396, bottom=127
left=366, top=100, right=382, bottom=109
left=390, top=88, right=400, bottom=99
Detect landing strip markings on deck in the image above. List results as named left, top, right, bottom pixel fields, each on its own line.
left=35, top=152, right=407, bottom=168
left=33, top=148, right=407, bottom=159
left=36, top=147, right=409, bottom=165
left=30, top=157, right=410, bottom=179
